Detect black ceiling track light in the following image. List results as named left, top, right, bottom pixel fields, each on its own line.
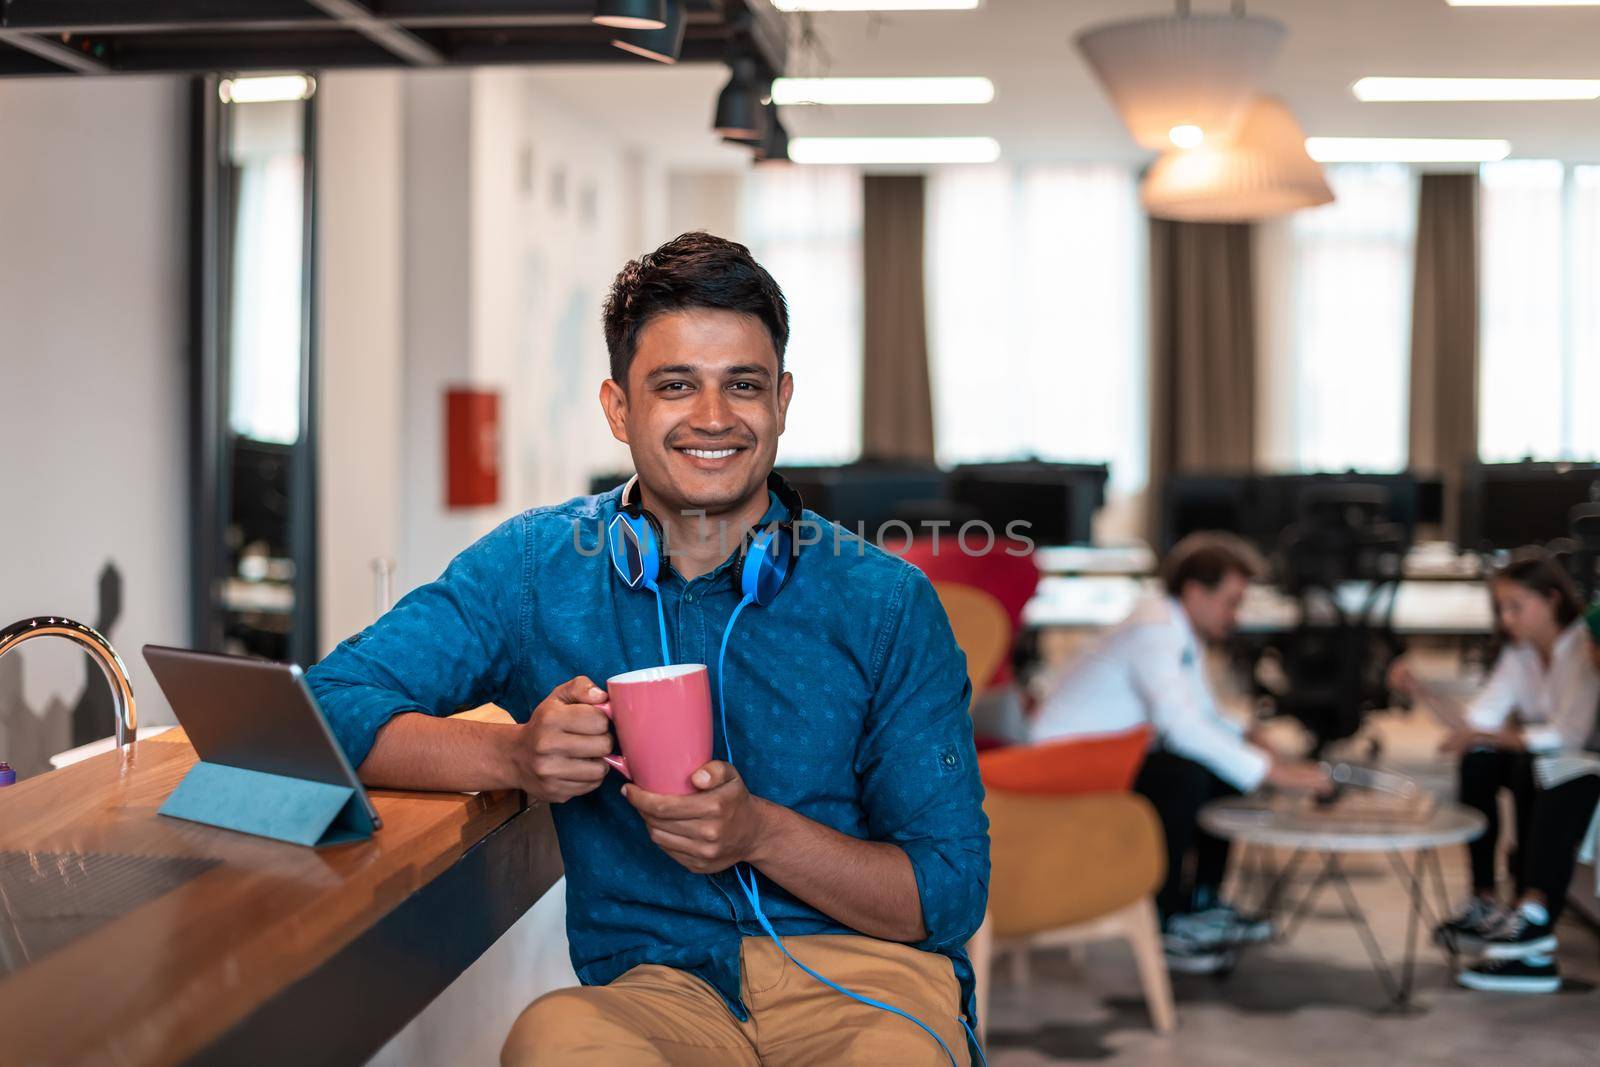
left=726, top=101, right=789, bottom=164
left=611, top=0, right=686, bottom=63
left=756, top=103, right=789, bottom=164
left=592, top=0, right=666, bottom=31
left=713, top=54, right=765, bottom=140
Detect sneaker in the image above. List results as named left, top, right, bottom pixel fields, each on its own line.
left=1434, top=897, right=1507, bottom=952
left=1162, top=913, right=1238, bottom=974
left=1457, top=956, right=1561, bottom=994
left=1164, top=911, right=1233, bottom=951
left=1162, top=939, right=1233, bottom=975
left=1190, top=903, right=1274, bottom=945
left=1478, top=906, right=1558, bottom=961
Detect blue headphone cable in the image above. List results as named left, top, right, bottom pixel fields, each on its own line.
left=709, top=598, right=986, bottom=1067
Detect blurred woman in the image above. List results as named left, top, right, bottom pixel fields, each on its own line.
left=1390, top=552, right=1600, bottom=993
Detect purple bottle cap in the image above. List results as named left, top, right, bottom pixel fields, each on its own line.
left=0, top=763, right=15, bottom=787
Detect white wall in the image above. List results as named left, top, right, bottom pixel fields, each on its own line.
left=310, top=67, right=675, bottom=1065
left=0, top=75, right=189, bottom=775
left=354, top=68, right=642, bottom=599
left=317, top=70, right=407, bottom=652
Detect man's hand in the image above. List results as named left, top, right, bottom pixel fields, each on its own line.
left=512, top=676, right=615, bottom=803
left=624, top=760, right=770, bottom=874
left=1265, top=759, right=1334, bottom=796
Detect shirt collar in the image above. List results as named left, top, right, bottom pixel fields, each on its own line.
left=679, top=489, right=786, bottom=590
left=1166, top=596, right=1202, bottom=663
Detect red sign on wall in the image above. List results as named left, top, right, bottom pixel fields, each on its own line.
left=445, top=387, right=501, bottom=508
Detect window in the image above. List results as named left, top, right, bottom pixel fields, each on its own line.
left=738, top=166, right=863, bottom=464
left=1258, top=164, right=1416, bottom=474
left=1479, top=160, right=1600, bottom=462
left=925, top=164, right=1147, bottom=493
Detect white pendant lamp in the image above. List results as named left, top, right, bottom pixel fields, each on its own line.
left=1076, top=2, right=1286, bottom=151
left=1140, top=96, right=1333, bottom=222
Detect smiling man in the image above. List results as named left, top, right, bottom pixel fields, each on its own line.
left=305, top=233, right=988, bottom=1066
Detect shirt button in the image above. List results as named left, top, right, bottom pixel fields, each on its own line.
left=684, top=592, right=695, bottom=603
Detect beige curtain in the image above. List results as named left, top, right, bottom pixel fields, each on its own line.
left=1409, top=172, right=1479, bottom=536
left=861, top=174, right=936, bottom=461
left=1147, top=218, right=1257, bottom=536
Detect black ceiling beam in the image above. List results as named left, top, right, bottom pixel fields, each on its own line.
left=0, top=39, right=72, bottom=74
left=0, top=30, right=111, bottom=73
left=0, top=0, right=327, bottom=31
left=305, top=0, right=444, bottom=65
left=0, top=0, right=787, bottom=77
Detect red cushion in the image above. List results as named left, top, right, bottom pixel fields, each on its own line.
left=978, top=725, right=1152, bottom=796
left=901, top=537, right=1039, bottom=688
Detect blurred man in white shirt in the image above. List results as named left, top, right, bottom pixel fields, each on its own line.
left=1031, top=533, right=1329, bottom=973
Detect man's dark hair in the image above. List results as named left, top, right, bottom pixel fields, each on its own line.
left=1161, top=532, right=1264, bottom=598
left=602, top=231, right=789, bottom=387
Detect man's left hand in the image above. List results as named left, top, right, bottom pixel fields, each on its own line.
left=624, top=761, right=771, bottom=874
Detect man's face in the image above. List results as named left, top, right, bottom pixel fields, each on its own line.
left=600, top=308, right=792, bottom=516
left=1180, top=571, right=1250, bottom=644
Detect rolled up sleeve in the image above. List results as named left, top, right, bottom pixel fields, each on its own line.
left=856, top=567, right=990, bottom=950
left=306, top=516, right=530, bottom=768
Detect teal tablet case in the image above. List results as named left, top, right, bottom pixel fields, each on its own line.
left=159, top=761, right=374, bottom=847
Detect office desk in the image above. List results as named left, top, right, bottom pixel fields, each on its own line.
left=0, top=710, right=562, bottom=1067
left=1032, top=544, right=1156, bottom=577
left=1024, top=577, right=1494, bottom=637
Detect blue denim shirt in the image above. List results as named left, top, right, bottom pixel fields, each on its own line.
left=306, top=486, right=990, bottom=1034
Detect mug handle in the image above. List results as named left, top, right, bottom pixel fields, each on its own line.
left=595, top=701, right=630, bottom=780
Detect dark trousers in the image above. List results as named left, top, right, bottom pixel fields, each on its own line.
left=1524, top=774, right=1600, bottom=925
left=1134, top=750, right=1242, bottom=920
left=1458, top=749, right=1536, bottom=896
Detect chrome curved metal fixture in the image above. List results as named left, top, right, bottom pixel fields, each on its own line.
left=0, top=617, right=137, bottom=748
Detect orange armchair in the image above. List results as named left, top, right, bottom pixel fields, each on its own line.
left=968, top=729, right=1174, bottom=1044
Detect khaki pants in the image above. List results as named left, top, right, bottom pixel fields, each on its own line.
left=501, top=935, right=969, bottom=1067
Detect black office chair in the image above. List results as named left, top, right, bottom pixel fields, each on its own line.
left=1255, top=486, right=1409, bottom=752
left=1568, top=504, right=1600, bottom=604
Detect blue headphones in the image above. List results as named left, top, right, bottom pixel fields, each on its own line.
left=606, top=470, right=803, bottom=605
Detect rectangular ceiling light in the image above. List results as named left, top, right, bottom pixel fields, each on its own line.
left=772, top=0, right=980, bottom=10
left=788, top=136, right=1001, bottom=164
left=771, top=77, right=994, bottom=106
left=219, top=74, right=316, bottom=104
left=1305, top=137, right=1512, bottom=162
left=1353, top=76, right=1600, bottom=101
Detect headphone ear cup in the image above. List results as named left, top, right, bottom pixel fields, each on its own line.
left=608, top=512, right=661, bottom=591
left=742, top=526, right=794, bottom=606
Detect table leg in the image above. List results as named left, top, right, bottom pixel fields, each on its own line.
left=1278, top=851, right=1337, bottom=944
left=1324, top=853, right=1430, bottom=1012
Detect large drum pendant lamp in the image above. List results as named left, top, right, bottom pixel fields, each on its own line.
left=1076, top=3, right=1286, bottom=151
left=1140, top=96, right=1333, bottom=222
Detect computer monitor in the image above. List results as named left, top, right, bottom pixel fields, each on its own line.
left=1160, top=473, right=1253, bottom=553
left=777, top=462, right=947, bottom=534
left=1459, top=462, right=1600, bottom=552
left=947, top=461, right=1108, bottom=546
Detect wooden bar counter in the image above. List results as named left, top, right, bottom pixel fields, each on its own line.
left=0, top=710, right=563, bottom=1067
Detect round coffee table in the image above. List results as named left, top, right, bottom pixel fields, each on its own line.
left=1199, top=797, right=1486, bottom=1010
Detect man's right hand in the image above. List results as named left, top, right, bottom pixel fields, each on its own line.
left=512, top=676, right=615, bottom=803
left=1265, top=759, right=1333, bottom=796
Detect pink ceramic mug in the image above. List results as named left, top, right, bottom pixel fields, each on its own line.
left=598, top=664, right=713, bottom=796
